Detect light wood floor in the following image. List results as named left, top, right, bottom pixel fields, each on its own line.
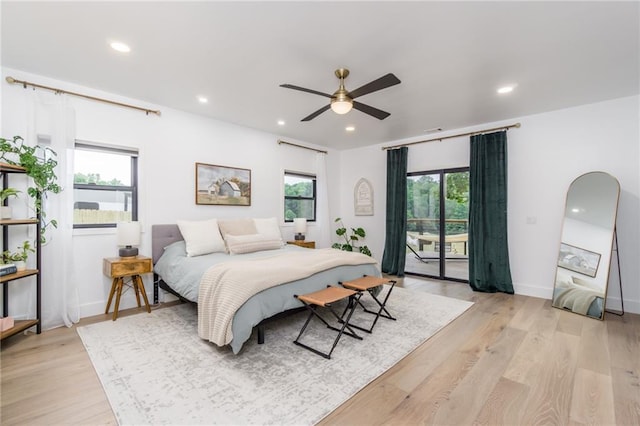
left=1, top=277, right=639, bottom=425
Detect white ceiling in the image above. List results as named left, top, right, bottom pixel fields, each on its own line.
left=2, top=1, right=638, bottom=150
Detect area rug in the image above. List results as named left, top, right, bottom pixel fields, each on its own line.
left=77, top=286, right=473, bottom=425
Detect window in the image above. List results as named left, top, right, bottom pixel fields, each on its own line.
left=73, top=142, right=138, bottom=228
left=284, top=171, right=316, bottom=222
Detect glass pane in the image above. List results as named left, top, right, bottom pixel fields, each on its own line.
left=284, top=199, right=315, bottom=221
left=284, top=174, right=314, bottom=197
left=405, top=173, right=441, bottom=276
left=444, top=171, right=469, bottom=281
left=74, top=149, right=131, bottom=186
left=73, top=188, right=133, bottom=224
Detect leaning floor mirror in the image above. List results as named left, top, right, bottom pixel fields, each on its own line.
left=552, top=171, right=620, bottom=320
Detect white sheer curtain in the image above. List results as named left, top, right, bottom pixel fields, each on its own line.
left=27, top=91, right=79, bottom=329
left=315, top=152, right=331, bottom=248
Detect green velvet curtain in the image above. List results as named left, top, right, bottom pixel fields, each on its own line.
left=381, top=147, right=408, bottom=276
left=469, top=131, right=514, bottom=293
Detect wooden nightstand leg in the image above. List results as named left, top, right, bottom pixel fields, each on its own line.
left=105, top=278, right=118, bottom=314
left=132, top=275, right=142, bottom=308
left=135, top=275, right=151, bottom=313
left=112, top=277, right=124, bottom=321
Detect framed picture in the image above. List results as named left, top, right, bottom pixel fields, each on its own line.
left=557, top=242, right=601, bottom=278
left=195, top=162, right=251, bottom=206
left=354, top=178, right=374, bottom=216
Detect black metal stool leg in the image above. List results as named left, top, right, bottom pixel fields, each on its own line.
left=341, top=280, right=397, bottom=333
left=293, top=292, right=362, bottom=359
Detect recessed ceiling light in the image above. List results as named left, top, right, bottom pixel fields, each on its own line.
left=345, top=126, right=355, bottom=132
left=277, top=120, right=285, bottom=126
left=497, top=85, right=516, bottom=94
left=110, top=42, right=131, bottom=53
left=197, top=96, right=208, bottom=104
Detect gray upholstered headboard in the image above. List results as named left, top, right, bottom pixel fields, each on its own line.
left=151, top=224, right=183, bottom=264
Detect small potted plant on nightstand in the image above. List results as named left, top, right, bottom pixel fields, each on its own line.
left=2, top=240, right=35, bottom=271
left=0, top=187, right=20, bottom=219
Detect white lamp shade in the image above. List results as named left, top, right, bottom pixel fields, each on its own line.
left=117, top=221, right=141, bottom=247
left=293, top=218, right=307, bottom=234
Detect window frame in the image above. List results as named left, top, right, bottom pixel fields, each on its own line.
left=284, top=171, right=317, bottom=223
left=73, top=142, right=139, bottom=229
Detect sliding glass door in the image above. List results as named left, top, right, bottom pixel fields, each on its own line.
left=405, top=168, right=469, bottom=281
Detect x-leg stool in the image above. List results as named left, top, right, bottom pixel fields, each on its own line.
left=339, top=275, right=397, bottom=333
left=293, top=286, right=363, bottom=359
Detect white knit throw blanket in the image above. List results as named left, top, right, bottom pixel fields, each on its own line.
left=197, top=248, right=377, bottom=346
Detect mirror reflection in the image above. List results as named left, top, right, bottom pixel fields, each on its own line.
left=552, top=172, right=620, bottom=320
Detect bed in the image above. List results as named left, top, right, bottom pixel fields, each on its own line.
left=151, top=221, right=381, bottom=354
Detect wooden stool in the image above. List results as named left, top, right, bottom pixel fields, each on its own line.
left=340, top=275, right=397, bottom=333
left=293, top=286, right=363, bottom=359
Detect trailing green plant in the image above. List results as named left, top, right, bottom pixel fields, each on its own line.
left=2, top=240, right=35, bottom=263
left=0, top=187, right=20, bottom=203
left=331, top=217, right=372, bottom=256
left=0, top=135, right=61, bottom=243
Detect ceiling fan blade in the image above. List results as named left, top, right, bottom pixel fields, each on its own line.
left=352, top=101, right=391, bottom=120
left=280, top=84, right=333, bottom=98
left=301, top=104, right=331, bottom=121
left=348, top=73, right=401, bottom=99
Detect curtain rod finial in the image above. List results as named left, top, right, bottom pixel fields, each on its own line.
left=6, top=76, right=15, bottom=84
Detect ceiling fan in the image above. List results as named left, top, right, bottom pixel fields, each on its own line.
left=280, top=68, right=401, bottom=121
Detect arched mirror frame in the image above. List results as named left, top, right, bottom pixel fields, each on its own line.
left=551, top=171, right=620, bottom=320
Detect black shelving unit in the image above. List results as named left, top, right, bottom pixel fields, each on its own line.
left=1, top=163, right=41, bottom=341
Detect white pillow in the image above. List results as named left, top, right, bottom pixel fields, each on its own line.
left=225, top=233, right=284, bottom=254
left=217, top=218, right=257, bottom=239
left=253, top=217, right=283, bottom=241
left=177, top=218, right=226, bottom=257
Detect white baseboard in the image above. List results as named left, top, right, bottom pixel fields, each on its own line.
left=77, top=284, right=639, bottom=319
left=603, top=297, right=640, bottom=315
left=513, top=282, right=553, bottom=300
left=79, top=290, right=154, bottom=319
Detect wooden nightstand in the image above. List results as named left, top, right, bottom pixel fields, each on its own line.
left=287, top=240, right=316, bottom=249
left=103, top=256, right=153, bottom=320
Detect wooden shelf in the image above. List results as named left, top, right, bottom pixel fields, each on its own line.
left=0, top=218, right=39, bottom=226
left=0, top=319, right=39, bottom=340
left=0, top=163, right=26, bottom=173
left=0, top=269, right=39, bottom=283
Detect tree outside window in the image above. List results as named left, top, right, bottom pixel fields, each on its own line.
left=284, top=172, right=316, bottom=222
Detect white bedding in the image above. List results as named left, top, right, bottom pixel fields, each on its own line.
left=154, top=240, right=296, bottom=302
left=154, top=240, right=381, bottom=353
left=197, top=248, right=377, bottom=346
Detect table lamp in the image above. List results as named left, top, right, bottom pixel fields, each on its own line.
left=117, top=221, right=141, bottom=257
left=293, top=218, right=307, bottom=241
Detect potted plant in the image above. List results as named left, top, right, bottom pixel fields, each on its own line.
left=331, top=217, right=372, bottom=256
left=0, top=135, right=61, bottom=242
left=0, top=187, right=20, bottom=219
left=2, top=240, right=35, bottom=271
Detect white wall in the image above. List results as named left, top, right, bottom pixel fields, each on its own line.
left=2, top=67, right=638, bottom=323
left=338, top=95, right=639, bottom=314
left=1, top=68, right=335, bottom=323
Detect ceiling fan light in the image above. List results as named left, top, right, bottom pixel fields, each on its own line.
left=331, top=99, right=353, bottom=114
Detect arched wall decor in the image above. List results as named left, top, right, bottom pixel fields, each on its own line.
left=354, top=178, right=374, bottom=216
